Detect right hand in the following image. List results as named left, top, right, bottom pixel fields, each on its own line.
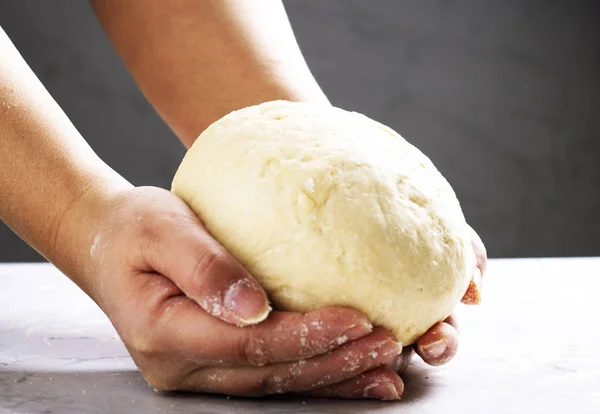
left=69, top=186, right=404, bottom=399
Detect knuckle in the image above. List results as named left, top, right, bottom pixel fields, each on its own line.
left=127, top=330, right=160, bottom=357
left=240, top=333, right=272, bottom=367
left=259, top=371, right=294, bottom=395
left=254, top=360, right=311, bottom=395
left=122, top=320, right=165, bottom=361
left=143, top=371, right=180, bottom=392
left=386, top=347, right=414, bottom=373
left=474, top=245, right=487, bottom=267
left=469, top=228, right=488, bottom=268
left=192, top=246, right=230, bottom=284
left=126, top=336, right=181, bottom=392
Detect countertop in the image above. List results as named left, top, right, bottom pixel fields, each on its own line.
left=1, top=258, right=598, bottom=413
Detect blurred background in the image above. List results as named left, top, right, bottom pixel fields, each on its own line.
left=0, top=0, right=598, bottom=261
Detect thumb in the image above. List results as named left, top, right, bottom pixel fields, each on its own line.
left=144, top=214, right=271, bottom=327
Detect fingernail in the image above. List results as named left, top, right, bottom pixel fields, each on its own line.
left=462, top=267, right=482, bottom=305
left=364, top=382, right=400, bottom=400
left=224, top=279, right=271, bottom=324
left=421, top=339, right=447, bottom=359
left=341, top=321, right=373, bottom=342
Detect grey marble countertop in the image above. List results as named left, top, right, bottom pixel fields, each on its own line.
left=1, top=258, right=598, bottom=413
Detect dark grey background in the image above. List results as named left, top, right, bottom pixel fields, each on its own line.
left=1, top=0, right=599, bottom=261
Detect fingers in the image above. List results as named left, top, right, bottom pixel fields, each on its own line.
left=469, top=225, right=488, bottom=275
left=235, top=307, right=375, bottom=366
left=443, top=314, right=459, bottom=332
left=461, top=277, right=481, bottom=305
left=385, top=345, right=415, bottom=374
left=179, top=328, right=402, bottom=397
left=414, top=320, right=458, bottom=367
left=385, top=314, right=458, bottom=373
left=161, top=297, right=375, bottom=366
left=142, top=203, right=271, bottom=326
left=299, top=366, right=403, bottom=400
left=461, top=225, right=487, bottom=305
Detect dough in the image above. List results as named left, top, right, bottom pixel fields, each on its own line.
left=172, top=100, right=475, bottom=345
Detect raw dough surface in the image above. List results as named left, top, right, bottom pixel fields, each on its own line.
left=172, top=100, right=474, bottom=345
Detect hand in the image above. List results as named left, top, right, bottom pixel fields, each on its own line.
left=69, top=186, right=404, bottom=400
left=413, top=226, right=487, bottom=366
left=303, top=226, right=488, bottom=399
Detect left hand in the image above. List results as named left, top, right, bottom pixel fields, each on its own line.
left=303, top=225, right=488, bottom=399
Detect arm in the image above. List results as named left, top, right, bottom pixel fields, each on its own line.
left=90, top=0, right=329, bottom=147
left=0, top=26, right=129, bottom=292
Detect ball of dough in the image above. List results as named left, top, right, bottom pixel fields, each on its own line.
left=172, top=100, right=474, bottom=345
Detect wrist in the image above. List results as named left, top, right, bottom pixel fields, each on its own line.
left=49, top=169, right=132, bottom=297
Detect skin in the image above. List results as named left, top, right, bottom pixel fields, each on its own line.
left=0, top=0, right=487, bottom=401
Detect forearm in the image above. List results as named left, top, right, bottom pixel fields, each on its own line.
left=0, top=28, right=129, bottom=284
left=91, top=0, right=329, bottom=148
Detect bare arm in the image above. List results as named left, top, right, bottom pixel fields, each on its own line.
left=0, top=27, right=130, bottom=289
left=90, top=0, right=329, bottom=147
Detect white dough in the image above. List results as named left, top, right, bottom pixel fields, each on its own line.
left=172, top=100, right=474, bottom=345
